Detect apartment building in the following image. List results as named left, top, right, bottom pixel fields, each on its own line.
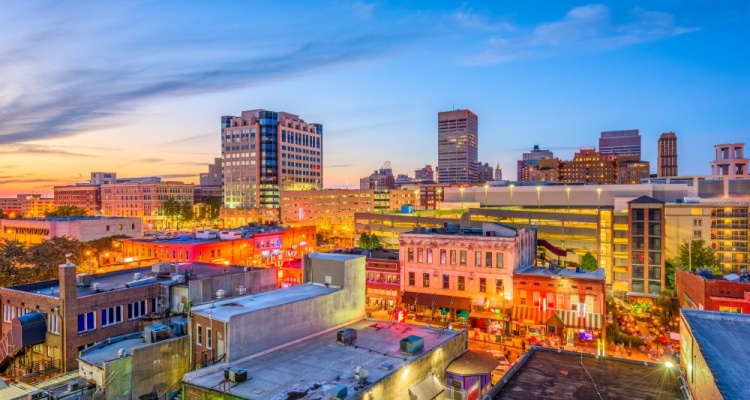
left=53, top=185, right=101, bottom=215
left=399, top=222, right=536, bottom=330
left=100, top=181, right=194, bottom=228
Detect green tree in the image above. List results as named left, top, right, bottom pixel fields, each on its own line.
left=46, top=205, right=88, bottom=217
left=676, top=239, right=719, bottom=272
left=161, top=198, right=181, bottom=229
left=359, top=233, right=371, bottom=249
left=665, top=257, right=678, bottom=290
left=580, top=251, right=598, bottom=271
left=180, top=201, right=195, bottom=226
left=25, top=236, right=85, bottom=280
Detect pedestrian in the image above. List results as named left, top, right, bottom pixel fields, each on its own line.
left=522, top=340, right=526, bottom=352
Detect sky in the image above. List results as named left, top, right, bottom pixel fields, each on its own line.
left=1, top=1, right=749, bottom=196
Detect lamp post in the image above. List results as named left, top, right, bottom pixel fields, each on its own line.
left=414, top=189, right=420, bottom=212
left=566, top=187, right=571, bottom=210
left=460, top=187, right=465, bottom=211
left=596, top=187, right=602, bottom=209
left=536, top=186, right=542, bottom=209
left=509, top=184, right=515, bottom=208
left=484, top=184, right=489, bottom=207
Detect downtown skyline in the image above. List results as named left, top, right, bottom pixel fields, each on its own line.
left=1, top=1, right=749, bottom=196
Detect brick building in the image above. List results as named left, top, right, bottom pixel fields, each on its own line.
left=511, top=266, right=606, bottom=344
left=100, top=181, right=194, bottom=228
left=0, top=262, right=276, bottom=378
left=676, top=268, right=750, bottom=313
left=53, top=185, right=101, bottom=215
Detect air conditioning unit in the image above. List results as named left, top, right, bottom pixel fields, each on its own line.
left=171, top=319, right=188, bottom=337
left=76, top=274, right=93, bottom=287
left=224, top=367, right=248, bottom=383
left=400, top=335, right=424, bottom=355
left=336, top=328, right=357, bottom=346
left=144, top=323, right=171, bottom=344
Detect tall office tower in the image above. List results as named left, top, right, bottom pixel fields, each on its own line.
left=657, top=132, right=678, bottom=177
left=437, top=109, right=478, bottom=184
left=517, top=145, right=554, bottom=181
left=221, top=110, right=323, bottom=220
left=599, top=129, right=641, bottom=157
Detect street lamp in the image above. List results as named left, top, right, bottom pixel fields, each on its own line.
left=414, top=189, right=420, bottom=212
left=460, top=187, right=465, bottom=211
left=509, top=184, right=515, bottom=208
left=566, top=186, right=571, bottom=210
left=484, top=184, right=489, bottom=207
left=596, top=187, right=602, bottom=209
left=536, top=186, right=542, bottom=209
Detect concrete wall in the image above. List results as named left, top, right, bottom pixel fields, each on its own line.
left=360, top=330, right=468, bottom=400
left=187, top=268, right=278, bottom=306
left=131, top=336, right=189, bottom=399
left=680, top=317, right=723, bottom=400
left=225, top=255, right=365, bottom=362
left=103, top=355, right=132, bottom=400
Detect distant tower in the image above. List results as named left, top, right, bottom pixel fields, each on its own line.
left=710, top=143, right=748, bottom=176
left=495, top=164, right=503, bottom=181
left=657, top=132, right=678, bottom=177
left=599, top=129, right=641, bottom=157
left=438, top=109, right=478, bottom=184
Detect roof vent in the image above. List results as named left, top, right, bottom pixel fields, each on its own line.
left=337, top=328, right=357, bottom=346
left=216, top=289, right=226, bottom=299
left=236, top=285, right=246, bottom=295
left=400, top=335, right=424, bottom=355
left=224, top=367, right=247, bottom=383
left=76, top=274, right=93, bottom=287
left=91, top=282, right=101, bottom=292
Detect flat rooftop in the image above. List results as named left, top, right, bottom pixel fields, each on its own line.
left=515, top=266, right=606, bottom=280
left=183, top=320, right=461, bottom=400
left=682, top=309, right=750, bottom=400
left=78, top=333, right=146, bottom=367
left=494, top=349, right=682, bottom=400
left=1, top=216, right=136, bottom=222
left=191, top=283, right=338, bottom=322
left=8, top=262, right=254, bottom=298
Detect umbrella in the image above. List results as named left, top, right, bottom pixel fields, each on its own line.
left=657, top=336, right=668, bottom=344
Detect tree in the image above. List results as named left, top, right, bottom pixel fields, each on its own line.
left=25, top=236, right=85, bottom=280
left=161, top=198, right=181, bottom=229
left=180, top=201, right=195, bottom=227
left=676, top=240, right=719, bottom=272
left=359, top=233, right=381, bottom=250
left=358, top=233, right=371, bottom=249
left=46, top=205, right=88, bottom=217
left=665, top=258, right=678, bottom=291
left=580, top=251, right=598, bottom=271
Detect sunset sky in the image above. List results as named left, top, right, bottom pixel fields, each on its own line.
left=1, top=1, right=748, bottom=196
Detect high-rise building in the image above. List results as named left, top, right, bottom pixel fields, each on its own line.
left=221, top=110, right=323, bottom=222
left=494, top=164, right=502, bottom=181
left=627, top=196, right=665, bottom=296
left=599, top=129, right=641, bottom=157
left=360, top=162, right=395, bottom=190
left=438, top=109, right=478, bottom=184
left=200, top=157, right=223, bottom=186
left=657, top=132, right=678, bottom=177
left=517, top=145, right=554, bottom=181
left=710, top=143, right=748, bottom=177
left=477, top=162, right=494, bottom=183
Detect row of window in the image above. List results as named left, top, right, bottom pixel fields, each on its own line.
left=77, top=299, right=156, bottom=333
left=407, top=272, right=504, bottom=293
left=195, top=325, right=213, bottom=349
left=518, top=292, right=596, bottom=313
left=406, top=248, right=505, bottom=268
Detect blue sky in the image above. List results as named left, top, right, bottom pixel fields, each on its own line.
left=0, top=1, right=748, bottom=194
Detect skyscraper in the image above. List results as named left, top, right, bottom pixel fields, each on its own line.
left=657, top=132, right=678, bottom=177
left=221, top=110, right=323, bottom=221
left=599, top=129, right=641, bottom=157
left=437, top=109, right=478, bottom=184
left=517, top=145, right=554, bottom=181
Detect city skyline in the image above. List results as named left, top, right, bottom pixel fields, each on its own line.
left=1, top=1, right=749, bottom=196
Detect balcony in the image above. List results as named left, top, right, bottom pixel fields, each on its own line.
left=711, top=210, right=749, bottom=218
left=712, top=223, right=749, bottom=230
left=711, top=234, right=749, bottom=241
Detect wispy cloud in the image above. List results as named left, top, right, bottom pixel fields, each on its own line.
left=0, top=144, right=95, bottom=157
left=159, top=173, right=199, bottom=180
left=326, top=164, right=356, bottom=168
left=454, top=8, right=515, bottom=31
left=468, top=4, right=699, bottom=65
left=161, top=133, right=215, bottom=146
left=0, top=2, right=416, bottom=146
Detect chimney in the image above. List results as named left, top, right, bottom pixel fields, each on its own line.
left=58, top=262, right=78, bottom=302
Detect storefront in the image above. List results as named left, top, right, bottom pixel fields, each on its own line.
left=402, top=291, right=472, bottom=323
left=555, top=310, right=604, bottom=345
left=511, top=305, right=555, bottom=339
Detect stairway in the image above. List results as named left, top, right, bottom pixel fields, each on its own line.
left=0, top=329, right=22, bottom=371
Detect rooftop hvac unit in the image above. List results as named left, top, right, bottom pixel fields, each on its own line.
left=144, top=323, right=171, bottom=344
left=91, top=282, right=101, bottom=292
left=216, top=289, right=226, bottom=299
left=152, top=263, right=172, bottom=274
left=400, top=335, right=424, bottom=355
left=236, top=285, right=246, bottom=295
left=76, top=274, right=94, bottom=287
left=171, top=319, right=188, bottom=337
left=133, top=272, right=143, bottom=281
left=125, top=276, right=157, bottom=288
left=67, top=381, right=79, bottom=392
left=336, top=328, right=357, bottom=346
left=332, top=384, right=347, bottom=399
left=224, top=367, right=248, bottom=383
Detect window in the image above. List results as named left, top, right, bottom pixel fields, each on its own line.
left=48, top=314, right=60, bottom=334
left=693, top=219, right=702, bottom=227
left=427, top=249, right=433, bottom=263
left=206, top=328, right=212, bottom=349
left=407, top=248, right=414, bottom=262
left=17, top=308, right=28, bottom=317
left=78, top=312, right=95, bottom=333
left=197, top=325, right=203, bottom=346
left=719, top=306, right=741, bottom=313
left=101, top=306, right=123, bottom=327
left=408, top=272, right=415, bottom=286
left=693, top=230, right=702, bottom=239
left=519, top=290, right=527, bottom=306
left=458, top=276, right=465, bottom=291
left=440, top=250, right=447, bottom=264
left=496, top=279, right=503, bottom=294
left=479, top=278, right=487, bottom=292
left=475, top=251, right=482, bottom=267
left=3, top=305, right=12, bottom=322
left=556, top=294, right=564, bottom=310
left=417, top=248, right=424, bottom=263
left=570, top=295, right=580, bottom=311
left=423, top=273, right=430, bottom=288
left=129, top=300, right=147, bottom=320
left=450, top=250, right=457, bottom=265
left=459, top=250, right=467, bottom=266
left=443, top=274, right=450, bottom=289
left=496, top=252, right=504, bottom=269
left=151, top=298, right=157, bottom=314
left=485, top=252, right=493, bottom=268
left=585, top=295, right=595, bottom=313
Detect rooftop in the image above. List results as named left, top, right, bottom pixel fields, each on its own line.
left=191, top=283, right=339, bottom=322
left=1, top=216, right=137, bottom=222
left=7, top=262, right=254, bottom=298
left=407, top=222, right=521, bottom=238
left=78, top=322, right=186, bottom=367
left=493, top=348, right=682, bottom=400
left=446, top=350, right=499, bottom=375
left=515, top=266, right=606, bottom=281
left=682, top=309, right=750, bottom=400
left=183, top=320, right=461, bottom=400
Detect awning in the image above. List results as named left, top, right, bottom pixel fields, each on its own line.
left=538, top=239, right=567, bottom=257
left=556, top=310, right=604, bottom=330
left=409, top=374, right=445, bottom=400
left=512, top=305, right=555, bottom=325
left=402, top=292, right=472, bottom=310
left=626, top=291, right=660, bottom=299
left=469, top=310, right=503, bottom=320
